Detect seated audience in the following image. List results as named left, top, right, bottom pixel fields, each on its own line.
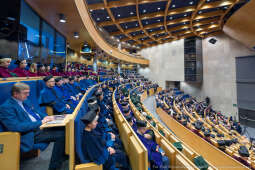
left=0, top=82, right=66, bottom=170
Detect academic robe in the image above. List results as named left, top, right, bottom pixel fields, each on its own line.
left=39, top=86, right=73, bottom=114
left=12, top=67, right=29, bottom=77
left=37, top=72, right=49, bottom=76
left=81, top=129, right=115, bottom=170
left=136, top=132, right=165, bottom=169
left=28, top=71, right=38, bottom=77
left=0, top=66, right=15, bottom=78
left=50, top=70, right=60, bottom=76
left=54, top=85, right=78, bottom=108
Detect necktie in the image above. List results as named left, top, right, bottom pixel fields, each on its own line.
left=23, top=104, right=41, bottom=121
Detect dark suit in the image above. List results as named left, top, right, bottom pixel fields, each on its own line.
left=0, top=98, right=66, bottom=170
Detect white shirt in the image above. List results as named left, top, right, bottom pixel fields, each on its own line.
left=12, top=97, right=38, bottom=122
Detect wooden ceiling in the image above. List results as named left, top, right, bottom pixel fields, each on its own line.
left=86, top=0, right=247, bottom=49
left=25, top=0, right=96, bottom=53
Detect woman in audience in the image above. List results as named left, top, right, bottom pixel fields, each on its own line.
left=45, top=65, right=51, bottom=75
left=81, top=110, right=129, bottom=170
left=28, top=63, right=38, bottom=77
left=12, top=59, right=30, bottom=77
left=38, top=64, right=49, bottom=76
left=0, top=55, right=16, bottom=78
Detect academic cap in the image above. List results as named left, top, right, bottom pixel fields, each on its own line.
left=136, top=120, right=147, bottom=128
left=55, top=77, right=62, bottom=83
left=81, top=110, right=97, bottom=125
left=43, top=75, right=53, bottom=82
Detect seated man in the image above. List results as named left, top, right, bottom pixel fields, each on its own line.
left=0, top=82, right=66, bottom=170
left=81, top=110, right=129, bottom=170
left=135, top=120, right=169, bottom=170
left=39, top=75, right=73, bottom=114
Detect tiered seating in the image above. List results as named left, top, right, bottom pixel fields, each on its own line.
left=0, top=76, right=100, bottom=170
left=112, top=83, right=148, bottom=170
left=129, top=86, right=217, bottom=170
left=156, top=89, right=254, bottom=169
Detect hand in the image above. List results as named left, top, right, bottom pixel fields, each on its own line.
left=66, top=104, right=70, bottom=109
left=71, top=96, right=76, bottom=101
left=42, top=116, right=54, bottom=124
left=109, top=132, right=115, bottom=140
left=107, top=147, right=115, bottom=155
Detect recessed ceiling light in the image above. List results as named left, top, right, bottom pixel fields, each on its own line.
left=161, top=27, right=164, bottom=30
left=206, top=0, right=210, bottom=2
left=172, top=4, right=176, bottom=8
left=136, top=24, right=138, bottom=26
left=97, top=18, right=100, bottom=21
left=101, top=8, right=104, bottom=10
left=189, top=1, right=194, bottom=5
left=59, top=14, right=66, bottom=23
left=157, top=7, right=161, bottom=10
left=90, top=9, right=93, bottom=12
left=146, top=21, right=148, bottom=24
left=143, top=9, right=146, bottom=13
left=224, top=6, right=228, bottom=9
left=125, top=26, right=128, bottom=29
left=130, top=12, right=134, bottom=15
left=198, top=11, right=202, bottom=14
left=184, top=14, right=187, bottom=17
left=157, top=19, right=161, bottom=22
left=169, top=16, right=173, bottom=20
left=74, top=32, right=79, bottom=39
left=106, top=16, right=110, bottom=19
left=117, top=14, right=121, bottom=17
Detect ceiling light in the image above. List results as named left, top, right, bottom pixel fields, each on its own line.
left=117, top=14, right=121, bottom=17
left=130, top=12, right=134, bottom=15
left=157, top=7, right=161, bottom=10
left=97, top=18, right=100, bottom=21
left=143, top=9, right=146, bottom=13
left=172, top=4, right=176, bottom=8
left=136, top=24, right=138, bottom=26
left=189, top=1, right=194, bottom=5
left=59, top=14, right=66, bottom=23
left=90, top=9, right=93, bottom=12
left=157, top=19, right=161, bottom=22
left=117, top=39, right=120, bottom=42
left=107, top=16, right=110, bottom=19
left=184, top=14, right=187, bottom=17
left=198, top=11, right=202, bottom=14
left=125, top=26, right=128, bottom=29
left=74, top=32, right=79, bottom=39
left=161, top=27, right=164, bottom=30
left=101, top=8, right=104, bottom=10
left=206, top=0, right=210, bottom=2
left=169, top=16, right=173, bottom=20
left=146, top=21, right=148, bottom=24
left=224, top=6, right=228, bottom=9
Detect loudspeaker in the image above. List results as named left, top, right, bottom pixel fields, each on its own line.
left=209, top=38, right=217, bottom=44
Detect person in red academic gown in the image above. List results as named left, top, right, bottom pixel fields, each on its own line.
left=12, top=59, right=30, bottom=77
left=0, top=55, right=16, bottom=78
left=28, top=63, right=38, bottom=77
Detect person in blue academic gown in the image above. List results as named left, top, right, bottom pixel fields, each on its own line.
left=39, top=75, right=73, bottom=114
left=0, top=82, right=66, bottom=170
left=135, top=120, right=170, bottom=170
left=81, top=110, right=129, bottom=170
left=54, top=77, right=78, bottom=108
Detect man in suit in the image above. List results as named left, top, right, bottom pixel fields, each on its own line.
left=0, top=82, right=66, bottom=170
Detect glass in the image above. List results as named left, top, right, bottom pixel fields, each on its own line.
left=55, top=32, right=66, bottom=58
left=18, top=0, right=40, bottom=60
left=41, top=21, right=55, bottom=59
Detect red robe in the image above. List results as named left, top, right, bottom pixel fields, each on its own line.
left=0, top=66, right=14, bottom=78
left=12, top=67, right=30, bottom=77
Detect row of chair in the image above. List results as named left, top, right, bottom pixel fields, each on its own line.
left=112, top=83, right=149, bottom=170
left=129, top=87, right=217, bottom=170
left=156, top=92, right=250, bottom=169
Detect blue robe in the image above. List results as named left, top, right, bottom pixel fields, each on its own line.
left=136, top=131, right=169, bottom=169
left=81, top=129, right=115, bottom=170
left=54, top=85, right=78, bottom=108
left=39, top=86, right=73, bottom=114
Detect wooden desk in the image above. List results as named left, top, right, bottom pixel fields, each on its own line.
left=40, top=114, right=72, bottom=129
